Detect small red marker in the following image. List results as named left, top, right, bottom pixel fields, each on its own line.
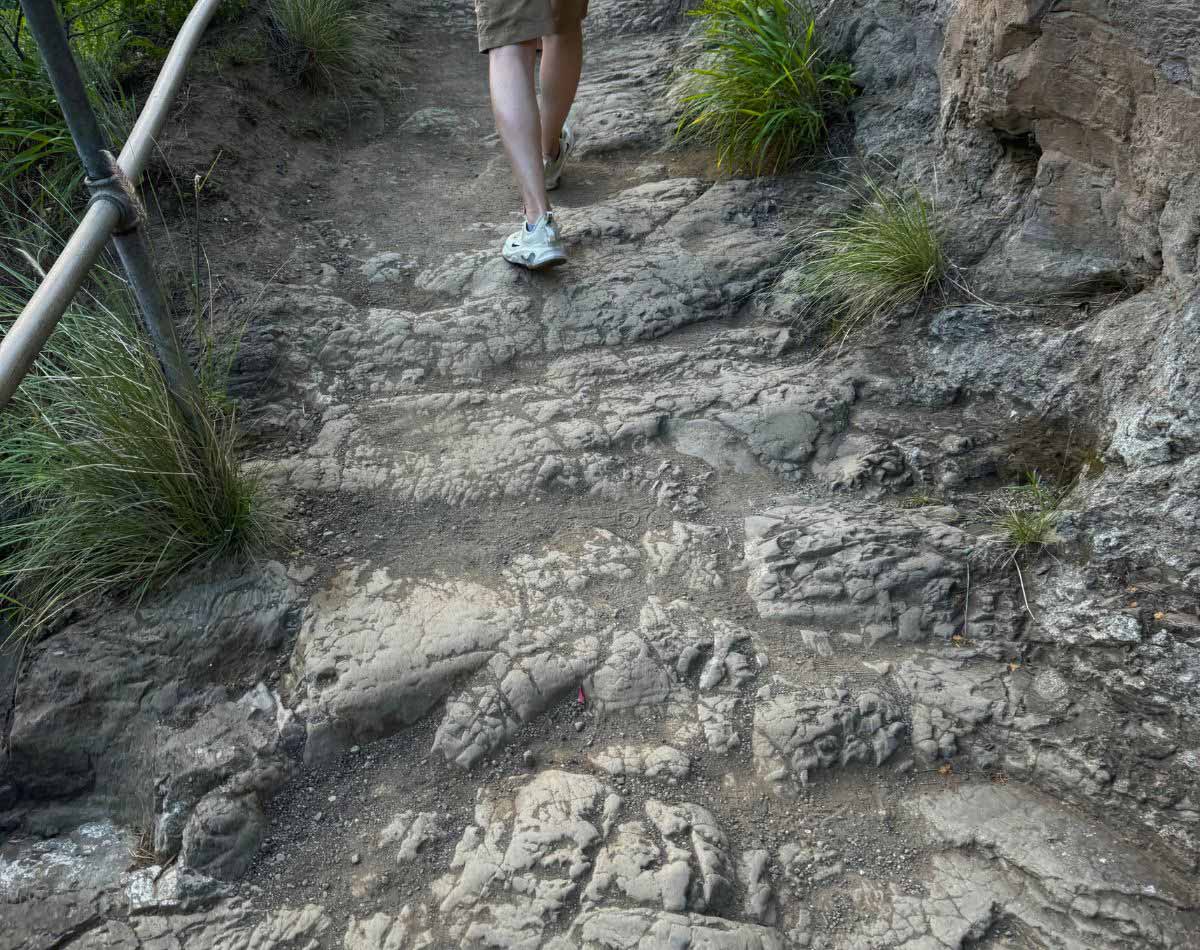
left=577, top=685, right=586, bottom=706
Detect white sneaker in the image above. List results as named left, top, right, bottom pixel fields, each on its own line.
left=503, top=212, right=567, bottom=270
left=543, top=124, right=575, bottom=192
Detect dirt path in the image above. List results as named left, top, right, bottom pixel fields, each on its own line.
left=4, top=1, right=1200, bottom=948
left=215, top=1, right=1197, bottom=945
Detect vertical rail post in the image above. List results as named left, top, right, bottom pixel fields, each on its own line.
left=13, top=0, right=110, bottom=181
left=16, top=0, right=204, bottom=429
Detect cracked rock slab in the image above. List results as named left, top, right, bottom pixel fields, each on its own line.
left=859, top=783, right=1200, bottom=950
left=586, top=799, right=735, bottom=915
left=642, top=521, right=726, bottom=592
left=293, top=573, right=518, bottom=758
left=590, top=745, right=690, bottom=780
left=294, top=525, right=753, bottom=769
left=8, top=563, right=294, bottom=800
left=744, top=503, right=1012, bottom=648
left=154, top=686, right=292, bottom=873
left=433, top=770, right=619, bottom=946
left=894, top=655, right=1008, bottom=764
left=739, top=849, right=775, bottom=924
left=69, top=902, right=332, bottom=949
left=343, top=906, right=435, bottom=949
left=378, top=812, right=444, bottom=864
left=754, top=687, right=906, bottom=790
left=549, top=909, right=785, bottom=950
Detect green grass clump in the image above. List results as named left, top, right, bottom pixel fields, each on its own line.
left=676, top=0, right=854, bottom=175
left=994, top=507, right=1059, bottom=552
left=0, top=233, right=275, bottom=638
left=796, top=177, right=946, bottom=345
left=989, top=471, right=1061, bottom=557
left=268, top=0, right=359, bottom=86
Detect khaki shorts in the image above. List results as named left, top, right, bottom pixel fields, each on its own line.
left=475, top=0, right=588, bottom=52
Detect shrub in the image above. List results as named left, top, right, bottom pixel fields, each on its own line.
left=675, top=0, right=854, bottom=175
left=268, top=0, right=359, bottom=86
left=795, top=177, right=946, bottom=345
left=0, top=225, right=275, bottom=639
left=0, top=55, right=134, bottom=212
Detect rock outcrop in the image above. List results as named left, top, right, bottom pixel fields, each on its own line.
left=4, top=0, right=1200, bottom=946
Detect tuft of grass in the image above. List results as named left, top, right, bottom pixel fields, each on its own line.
left=1006, top=469, right=1058, bottom=514
left=206, top=32, right=269, bottom=75
left=268, top=0, right=360, bottom=87
left=988, top=471, right=1061, bottom=558
left=994, top=507, right=1059, bottom=553
left=794, top=177, right=946, bottom=346
left=900, top=490, right=942, bottom=510
left=0, top=220, right=275, bottom=639
left=675, top=0, right=854, bottom=175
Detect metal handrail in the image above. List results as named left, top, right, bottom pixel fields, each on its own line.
left=0, top=0, right=224, bottom=419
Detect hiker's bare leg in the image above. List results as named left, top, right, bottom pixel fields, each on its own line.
left=539, top=26, right=583, bottom=159
left=489, top=40, right=549, bottom=224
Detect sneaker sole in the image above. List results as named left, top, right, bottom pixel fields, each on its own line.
left=504, top=249, right=568, bottom=270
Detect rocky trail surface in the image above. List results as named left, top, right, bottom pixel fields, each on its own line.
left=3, top=0, right=1200, bottom=948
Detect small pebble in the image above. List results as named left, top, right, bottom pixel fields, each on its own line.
left=350, top=853, right=361, bottom=865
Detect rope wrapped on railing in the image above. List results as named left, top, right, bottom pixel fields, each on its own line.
left=86, top=150, right=146, bottom=236
left=0, top=0, right=224, bottom=421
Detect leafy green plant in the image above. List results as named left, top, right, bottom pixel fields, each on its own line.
left=0, top=55, right=134, bottom=209
left=1, top=4, right=134, bottom=220
left=268, top=0, right=359, bottom=86
left=0, top=0, right=249, bottom=213
left=0, top=220, right=275, bottom=639
left=675, top=0, right=854, bottom=175
left=115, top=0, right=252, bottom=66
left=795, top=177, right=946, bottom=345
left=2, top=0, right=251, bottom=73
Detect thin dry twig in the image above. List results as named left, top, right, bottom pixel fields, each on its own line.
left=945, top=267, right=1020, bottom=317
left=1010, top=555, right=1041, bottom=627
left=963, top=560, right=970, bottom=639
